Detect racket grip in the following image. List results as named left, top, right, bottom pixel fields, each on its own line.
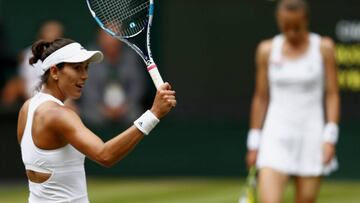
left=147, top=63, right=164, bottom=90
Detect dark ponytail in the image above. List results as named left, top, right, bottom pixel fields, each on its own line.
left=29, top=40, right=52, bottom=65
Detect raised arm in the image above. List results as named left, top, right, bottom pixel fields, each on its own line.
left=246, top=40, right=271, bottom=167
left=52, top=83, right=176, bottom=167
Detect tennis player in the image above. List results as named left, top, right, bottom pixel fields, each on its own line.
left=245, top=0, right=340, bottom=202
left=17, top=38, right=176, bottom=203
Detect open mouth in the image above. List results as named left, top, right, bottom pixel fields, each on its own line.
left=76, top=84, right=84, bottom=89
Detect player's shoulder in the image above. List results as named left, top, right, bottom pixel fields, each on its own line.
left=257, top=39, right=273, bottom=51
left=318, top=36, right=336, bottom=56
left=256, top=39, right=273, bottom=58
left=320, top=36, right=336, bottom=50
left=37, top=102, right=79, bottom=126
left=19, top=99, right=31, bottom=116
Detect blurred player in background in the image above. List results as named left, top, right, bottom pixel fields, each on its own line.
left=245, top=0, right=340, bottom=202
left=2, top=20, right=64, bottom=106
left=76, top=29, right=146, bottom=127
left=19, top=20, right=64, bottom=97
left=18, top=38, right=176, bottom=202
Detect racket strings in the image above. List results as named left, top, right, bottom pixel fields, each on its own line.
left=118, top=0, right=147, bottom=20
left=89, top=0, right=149, bottom=37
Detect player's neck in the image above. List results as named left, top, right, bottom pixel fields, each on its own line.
left=41, top=84, right=66, bottom=102
left=287, top=32, right=309, bottom=48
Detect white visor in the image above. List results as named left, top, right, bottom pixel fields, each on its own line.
left=40, top=42, right=103, bottom=73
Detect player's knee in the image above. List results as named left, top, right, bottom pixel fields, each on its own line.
left=296, top=193, right=317, bottom=203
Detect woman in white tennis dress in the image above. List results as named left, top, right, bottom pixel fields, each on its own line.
left=18, top=38, right=176, bottom=202
left=245, top=0, right=340, bottom=203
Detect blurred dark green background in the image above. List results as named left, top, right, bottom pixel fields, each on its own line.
left=0, top=0, right=359, bottom=181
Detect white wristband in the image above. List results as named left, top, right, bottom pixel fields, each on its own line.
left=134, top=110, right=160, bottom=135
left=247, top=129, right=261, bottom=150
left=323, top=122, right=339, bottom=144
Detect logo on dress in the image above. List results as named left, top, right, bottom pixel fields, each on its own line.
left=271, top=59, right=284, bottom=69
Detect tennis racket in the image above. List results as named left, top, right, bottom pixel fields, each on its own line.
left=238, top=166, right=257, bottom=203
left=86, top=0, right=164, bottom=89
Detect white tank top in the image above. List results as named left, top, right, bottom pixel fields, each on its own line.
left=20, top=92, right=89, bottom=203
left=263, top=33, right=325, bottom=135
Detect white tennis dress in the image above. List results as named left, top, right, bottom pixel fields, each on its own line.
left=21, top=92, right=89, bottom=203
left=256, top=33, right=338, bottom=176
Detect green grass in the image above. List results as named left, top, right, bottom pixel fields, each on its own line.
left=1, top=178, right=360, bottom=203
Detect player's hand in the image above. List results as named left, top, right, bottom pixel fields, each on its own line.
left=246, top=150, right=258, bottom=168
left=323, top=142, right=336, bottom=165
left=150, top=82, right=176, bottom=119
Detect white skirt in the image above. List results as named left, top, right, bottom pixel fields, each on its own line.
left=29, top=192, right=89, bottom=203
left=256, top=115, right=338, bottom=176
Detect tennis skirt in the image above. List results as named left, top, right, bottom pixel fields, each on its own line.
left=29, top=193, right=89, bottom=203
left=256, top=118, right=338, bottom=177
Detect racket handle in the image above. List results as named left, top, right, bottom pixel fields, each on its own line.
left=147, top=63, right=164, bottom=90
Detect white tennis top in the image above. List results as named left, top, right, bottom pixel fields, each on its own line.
left=20, top=92, right=89, bottom=203
left=265, top=33, right=325, bottom=135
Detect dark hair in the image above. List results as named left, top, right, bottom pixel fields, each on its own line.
left=277, top=0, right=309, bottom=18
left=29, top=38, right=75, bottom=85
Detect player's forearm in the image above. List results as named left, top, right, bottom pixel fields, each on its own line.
left=249, top=94, right=268, bottom=129
left=99, top=126, right=144, bottom=167
left=325, top=91, right=340, bottom=123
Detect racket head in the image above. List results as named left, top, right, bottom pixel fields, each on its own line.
left=86, top=0, right=150, bottom=39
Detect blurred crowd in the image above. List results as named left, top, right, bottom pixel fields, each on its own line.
left=0, top=19, right=148, bottom=128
